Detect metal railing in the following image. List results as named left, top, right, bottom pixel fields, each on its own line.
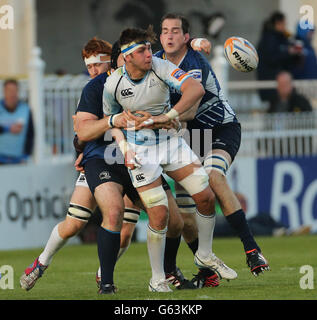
left=43, top=74, right=88, bottom=156
left=227, top=80, right=317, bottom=113
left=236, top=111, right=317, bottom=158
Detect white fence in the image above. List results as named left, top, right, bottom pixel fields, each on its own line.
left=227, top=79, right=317, bottom=113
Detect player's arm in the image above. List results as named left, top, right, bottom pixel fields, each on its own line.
left=177, top=97, right=201, bottom=122
left=102, top=80, right=129, bottom=129
left=189, top=38, right=211, bottom=55
left=75, top=111, right=110, bottom=142
left=111, top=128, right=141, bottom=170
left=139, top=76, right=204, bottom=128
left=169, top=76, right=204, bottom=119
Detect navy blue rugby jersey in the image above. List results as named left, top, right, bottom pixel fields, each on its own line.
left=155, top=48, right=238, bottom=130
left=76, top=72, right=118, bottom=165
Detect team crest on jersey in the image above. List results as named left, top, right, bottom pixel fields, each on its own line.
left=99, top=171, right=111, bottom=180
left=188, top=69, right=202, bottom=81
left=171, top=68, right=187, bottom=81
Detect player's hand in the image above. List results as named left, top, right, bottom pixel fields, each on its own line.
left=191, top=38, right=211, bottom=55
left=74, top=153, right=85, bottom=172
left=136, top=114, right=171, bottom=130
left=124, top=110, right=152, bottom=130
left=124, top=149, right=142, bottom=170
left=112, top=112, right=129, bottom=128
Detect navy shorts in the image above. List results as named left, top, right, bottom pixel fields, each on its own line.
left=211, top=122, right=241, bottom=162
left=84, top=158, right=140, bottom=203
left=186, top=122, right=241, bottom=162
left=84, top=158, right=170, bottom=204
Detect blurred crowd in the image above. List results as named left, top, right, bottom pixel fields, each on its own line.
left=256, top=11, right=316, bottom=112
left=0, top=79, right=34, bottom=164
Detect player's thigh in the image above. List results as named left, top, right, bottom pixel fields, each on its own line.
left=210, top=122, right=241, bottom=165
left=70, top=185, right=97, bottom=210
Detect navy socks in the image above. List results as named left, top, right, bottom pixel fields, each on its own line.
left=225, top=209, right=261, bottom=252
left=164, top=235, right=181, bottom=273
left=97, top=226, right=120, bottom=285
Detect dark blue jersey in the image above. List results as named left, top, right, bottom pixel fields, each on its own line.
left=155, top=48, right=238, bottom=129
left=76, top=72, right=112, bottom=164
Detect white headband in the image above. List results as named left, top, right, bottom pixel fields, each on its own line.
left=84, top=54, right=110, bottom=66
left=121, top=41, right=150, bottom=57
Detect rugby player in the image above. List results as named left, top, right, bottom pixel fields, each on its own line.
left=103, top=26, right=237, bottom=292
left=19, top=37, right=114, bottom=292
left=156, top=13, right=269, bottom=277
left=20, top=38, right=150, bottom=293
left=20, top=38, right=200, bottom=294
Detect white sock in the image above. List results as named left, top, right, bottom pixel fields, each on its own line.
left=195, top=209, right=216, bottom=259
left=147, top=225, right=167, bottom=282
left=39, top=223, right=67, bottom=266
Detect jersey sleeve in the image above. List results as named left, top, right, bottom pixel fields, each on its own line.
left=152, top=57, right=192, bottom=92
left=103, top=76, right=123, bottom=116
left=76, top=82, right=102, bottom=117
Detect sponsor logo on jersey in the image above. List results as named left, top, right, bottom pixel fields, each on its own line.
left=121, top=88, right=134, bottom=98
left=188, top=69, right=202, bottom=81
left=171, top=68, right=188, bottom=81
left=135, top=173, right=145, bottom=182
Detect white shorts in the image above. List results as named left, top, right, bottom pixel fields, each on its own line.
left=128, top=136, right=199, bottom=188
left=75, top=172, right=89, bottom=188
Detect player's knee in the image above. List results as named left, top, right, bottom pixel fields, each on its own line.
left=61, top=217, right=85, bottom=238
left=192, top=187, right=216, bottom=213
left=139, top=185, right=168, bottom=209
left=106, top=206, right=124, bottom=229
left=177, top=166, right=209, bottom=197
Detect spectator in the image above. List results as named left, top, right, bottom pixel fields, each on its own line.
left=267, top=71, right=313, bottom=113
left=0, top=79, right=34, bottom=164
left=292, top=22, right=317, bottom=80
left=257, top=11, right=303, bottom=103
left=214, top=192, right=311, bottom=237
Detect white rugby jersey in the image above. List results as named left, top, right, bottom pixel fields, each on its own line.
left=103, top=56, right=192, bottom=145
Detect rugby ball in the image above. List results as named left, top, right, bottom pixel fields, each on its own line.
left=224, top=37, right=258, bottom=72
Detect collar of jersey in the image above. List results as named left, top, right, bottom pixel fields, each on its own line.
left=123, top=64, right=149, bottom=85
left=162, top=50, right=188, bottom=67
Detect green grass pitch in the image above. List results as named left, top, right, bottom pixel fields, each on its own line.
left=1, top=235, right=316, bottom=300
